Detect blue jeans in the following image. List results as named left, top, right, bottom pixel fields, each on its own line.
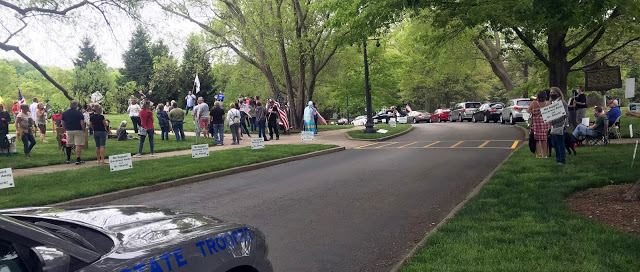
left=550, top=134, right=566, bottom=164
left=22, top=133, right=36, bottom=155
left=258, top=120, right=267, bottom=140
left=172, top=122, right=185, bottom=141
left=138, top=128, right=154, bottom=154
left=212, top=123, right=224, bottom=144
left=185, top=105, right=194, bottom=116
left=250, top=117, right=256, bottom=132
left=241, top=119, right=250, bottom=136
left=573, top=124, right=598, bottom=139
left=93, top=131, right=107, bottom=148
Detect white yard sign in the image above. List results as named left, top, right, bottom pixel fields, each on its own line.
left=191, top=144, right=210, bottom=158
left=251, top=138, right=265, bottom=149
left=377, top=129, right=389, bottom=134
left=301, top=131, right=314, bottom=141
left=389, top=120, right=397, bottom=127
left=397, top=117, right=408, bottom=124
left=109, top=154, right=132, bottom=172
left=540, top=102, right=567, bottom=123
left=0, top=168, right=14, bottom=190
left=626, top=78, right=636, bottom=99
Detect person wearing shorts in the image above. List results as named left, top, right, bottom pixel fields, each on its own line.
left=196, top=97, right=210, bottom=138
left=90, top=104, right=108, bottom=164
left=61, top=100, right=86, bottom=164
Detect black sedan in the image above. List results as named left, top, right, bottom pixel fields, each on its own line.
left=0, top=205, right=272, bottom=272
left=472, top=103, right=504, bottom=123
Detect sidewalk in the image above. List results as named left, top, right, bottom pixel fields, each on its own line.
left=13, top=127, right=367, bottom=177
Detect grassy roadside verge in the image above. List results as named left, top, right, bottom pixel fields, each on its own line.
left=318, top=125, right=354, bottom=130
left=1, top=144, right=336, bottom=209
left=0, top=130, right=217, bottom=169
left=347, top=124, right=411, bottom=139
left=401, top=144, right=640, bottom=271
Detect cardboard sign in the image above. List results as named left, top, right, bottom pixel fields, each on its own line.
left=0, top=168, right=14, bottom=190
left=389, top=120, right=397, bottom=127
left=301, top=131, right=314, bottom=141
left=191, top=144, right=209, bottom=158
left=540, top=102, right=567, bottom=123
left=582, top=118, right=590, bottom=126
left=109, top=154, right=132, bottom=172
left=626, top=78, right=636, bottom=98
left=251, top=138, right=265, bottom=149
left=377, top=129, right=389, bottom=134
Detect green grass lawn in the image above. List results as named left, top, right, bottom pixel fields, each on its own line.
left=400, top=144, right=640, bottom=271
left=347, top=124, right=412, bottom=139
left=1, top=126, right=217, bottom=169
left=318, top=124, right=354, bottom=130
left=1, top=144, right=336, bottom=208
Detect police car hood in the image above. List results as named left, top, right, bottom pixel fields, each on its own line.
left=1, top=205, right=248, bottom=250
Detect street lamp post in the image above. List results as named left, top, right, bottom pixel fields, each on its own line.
left=363, top=38, right=380, bottom=133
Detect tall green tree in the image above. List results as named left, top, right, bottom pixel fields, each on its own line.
left=179, top=35, right=216, bottom=104
left=73, top=37, right=101, bottom=68
left=72, top=61, right=113, bottom=104
left=121, top=26, right=154, bottom=91
left=150, top=56, right=181, bottom=105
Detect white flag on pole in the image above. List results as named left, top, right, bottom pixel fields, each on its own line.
left=194, top=73, right=201, bottom=93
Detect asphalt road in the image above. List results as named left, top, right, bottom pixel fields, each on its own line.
left=110, top=121, right=523, bottom=271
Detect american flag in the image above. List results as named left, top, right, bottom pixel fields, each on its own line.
left=406, top=104, right=412, bottom=112
left=18, top=89, right=25, bottom=105
left=273, top=101, right=290, bottom=131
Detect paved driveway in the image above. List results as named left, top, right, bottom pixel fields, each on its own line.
left=110, top=122, right=523, bottom=271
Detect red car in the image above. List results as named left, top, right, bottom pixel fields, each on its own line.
left=430, top=108, right=451, bottom=122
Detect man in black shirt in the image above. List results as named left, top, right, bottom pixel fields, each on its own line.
left=574, top=86, right=587, bottom=126
left=267, top=100, right=279, bottom=140
left=209, top=101, right=226, bottom=145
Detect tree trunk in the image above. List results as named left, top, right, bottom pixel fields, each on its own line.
left=624, top=179, right=640, bottom=201
left=547, top=33, right=570, bottom=97
left=474, top=35, right=514, bottom=93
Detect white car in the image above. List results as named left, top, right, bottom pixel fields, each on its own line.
left=351, top=115, right=367, bottom=126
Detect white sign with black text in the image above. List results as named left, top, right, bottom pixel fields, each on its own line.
left=301, top=131, right=314, bottom=141
left=389, top=120, right=397, bottom=127
left=251, top=138, right=265, bottom=149
left=540, top=102, right=567, bottom=123
left=0, top=168, right=14, bottom=190
left=191, top=144, right=210, bottom=158
left=109, top=154, right=132, bottom=172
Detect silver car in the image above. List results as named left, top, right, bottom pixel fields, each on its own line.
left=407, top=110, right=431, bottom=123
left=501, top=98, right=533, bottom=125
left=450, top=102, right=481, bottom=122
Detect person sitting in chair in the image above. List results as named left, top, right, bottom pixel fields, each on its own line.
left=573, top=106, right=608, bottom=141
left=606, top=100, right=621, bottom=127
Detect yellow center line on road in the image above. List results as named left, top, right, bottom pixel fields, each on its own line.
left=423, top=141, right=441, bottom=148
left=477, top=141, right=490, bottom=148
left=450, top=141, right=464, bottom=148
left=375, top=142, right=397, bottom=149
left=511, top=140, right=519, bottom=149
left=397, top=142, right=419, bottom=148
left=354, top=143, right=379, bottom=149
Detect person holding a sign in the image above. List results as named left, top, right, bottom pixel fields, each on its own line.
left=527, top=91, right=551, bottom=158
left=573, top=106, right=607, bottom=141
left=548, top=87, right=569, bottom=165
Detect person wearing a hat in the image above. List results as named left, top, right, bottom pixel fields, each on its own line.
left=606, top=100, right=621, bottom=127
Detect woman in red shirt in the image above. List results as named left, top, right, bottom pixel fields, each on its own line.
left=134, top=101, right=155, bottom=157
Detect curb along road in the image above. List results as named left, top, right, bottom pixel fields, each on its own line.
left=53, top=146, right=346, bottom=207
left=388, top=144, right=524, bottom=272
left=345, top=126, right=415, bottom=142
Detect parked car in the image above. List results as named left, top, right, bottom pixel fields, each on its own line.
left=337, top=118, right=348, bottom=125
left=430, top=109, right=451, bottom=122
left=407, top=110, right=431, bottom=123
left=372, top=109, right=407, bottom=124
left=351, top=115, right=367, bottom=126
left=449, top=102, right=482, bottom=122
left=0, top=206, right=273, bottom=272
left=501, top=98, right=533, bottom=125
left=472, top=103, right=504, bottom=123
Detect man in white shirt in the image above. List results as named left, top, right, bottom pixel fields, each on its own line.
left=29, top=98, right=38, bottom=122
left=185, top=91, right=196, bottom=116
